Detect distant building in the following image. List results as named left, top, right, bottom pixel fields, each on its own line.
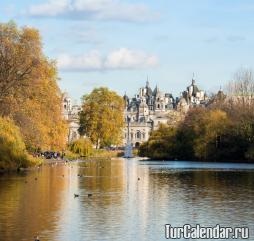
left=123, top=78, right=210, bottom=147
left=62, top=76, right=210, bottom=147
left=123, top=81, right=177, bottom=147
left=177, top=77, right=209, bottom=113
left=62, top=93, right=81, bottom=143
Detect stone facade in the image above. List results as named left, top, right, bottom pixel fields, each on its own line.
left=176, top=78, right=208, bottom=113
left=62, top=93, right=81, bottom=143
left=123, top=81, right=176, bottom=147
left=62, top=77, right=209, bottom=147
left=123, top=78, right=208, bottom=147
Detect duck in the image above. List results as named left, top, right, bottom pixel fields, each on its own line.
left=34, top=236, right=40, bottom=241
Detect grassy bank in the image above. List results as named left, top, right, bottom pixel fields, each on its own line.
left=65, top=149, right=123, bottom=161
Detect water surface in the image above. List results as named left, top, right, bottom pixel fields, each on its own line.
left=0, top=159, right=253, bottom=241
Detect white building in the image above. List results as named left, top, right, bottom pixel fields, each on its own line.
left=177, top=78, right=209, bottom=113
left=123, top=81, right=175, bottom=147
left=62, top=93, right=81, bottom=143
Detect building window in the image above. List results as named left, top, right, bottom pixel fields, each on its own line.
left=131, top=133, right=133, bottom=139
left=142, top=133, right=145, bottom=139
left=137, top=131, right=141, bottom=139
left=157, top=104, right=160, bottom=108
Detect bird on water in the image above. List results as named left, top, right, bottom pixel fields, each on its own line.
left=34, top=236, right=40, bottom=241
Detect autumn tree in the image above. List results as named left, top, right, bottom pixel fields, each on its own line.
left=0, top=21, right=67, bottom=151
left=192, top=109, right=230, bottom=160
left=79, top=87, right=124, bottom=148
left=223, top=69, right=254, bottom=159
left=0, top=21, right=41, bottom=105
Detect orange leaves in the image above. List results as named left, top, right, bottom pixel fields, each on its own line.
left=0, top=21, right=68, bottom=151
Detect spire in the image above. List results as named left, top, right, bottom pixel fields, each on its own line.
left=146, top=75, right=149, bottom=87
left=153, top=85, right=159, bottom=96
left=192, top=73, right=195, bottom=85
left=123, top=91, right=128, bottom=100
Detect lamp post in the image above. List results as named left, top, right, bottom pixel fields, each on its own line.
left=127, top=115, right=131, bottom=145
left=124, top=115, right=133, bottom=158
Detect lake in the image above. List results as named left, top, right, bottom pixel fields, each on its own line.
left=0, top=159, right=253, bottom=241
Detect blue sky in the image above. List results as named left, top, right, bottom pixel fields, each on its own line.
left=1, top=0, right=254, bottom=102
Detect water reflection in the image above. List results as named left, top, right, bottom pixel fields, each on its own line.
left=0, top=164, right=72, bottom=241
left=0, top=159, right=253, bottom=241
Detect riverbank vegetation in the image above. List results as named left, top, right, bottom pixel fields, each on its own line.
left=139, top=69, right=254, bottom=162
left=0, top=21, right=67, bottom=170
left=66, top=144, right=123, bottom=160
left=0, top=117, right=41, bottom=170
left=69, top=138, right=93, bottom=158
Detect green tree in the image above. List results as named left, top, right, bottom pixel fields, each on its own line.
left=139, top=124, right=177, bottom=159
left=192, top=109, right=230, bottom=160
left=79, top=87, right=124, bottom=148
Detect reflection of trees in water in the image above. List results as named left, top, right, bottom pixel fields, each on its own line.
left=0, top=160, right=125, bottom=241
left=149, top=170, right=254, bottom=193
left=0, top=165, right=71, bottom=241
left=147, top=170, right=254, bottom=224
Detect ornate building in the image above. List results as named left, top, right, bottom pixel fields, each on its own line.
left=123, top=81, right=176, bottom=147
left=62, top=77, right=209, bottom=147
left=177, top=77, right=209, bottom=113
left=123, top=78, right=209, bottom=147
left=62, top=93, right=81, bottom=143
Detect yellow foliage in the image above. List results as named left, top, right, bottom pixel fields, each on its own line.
left=69, top=138, right=93, bottom=157
left=0, top=21, right=68, bottom=151
left=79, top=87, right=124, bottom=148
left=0, top=117, right=39, bottom=169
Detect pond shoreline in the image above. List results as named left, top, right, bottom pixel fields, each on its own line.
left=1, top=155, right=254, bottom=175
left=140, top=158, right=254, bottom=164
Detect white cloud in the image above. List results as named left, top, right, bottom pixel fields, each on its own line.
left=104, top=48, right=158, bottom=69
left=57, top=48, right=159, bottom=71
left=28, top=0, right=69, bottom=16
left=27, top=0, right=159, bottom=22
left=57, top=50, right=103, bottom=70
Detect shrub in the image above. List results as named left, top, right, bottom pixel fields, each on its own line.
left=245, top=145, right=254, bottom=161
left=69, top=138, right=93, bottom=157
left=0, top=117, right=35, bottom=169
